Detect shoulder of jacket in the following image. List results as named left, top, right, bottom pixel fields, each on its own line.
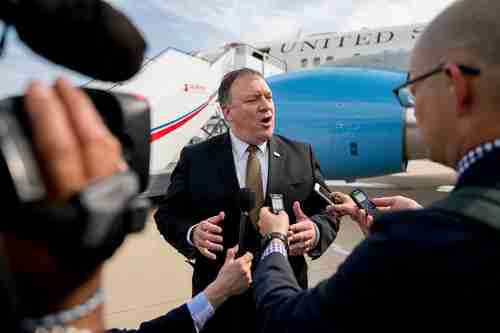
left=183, top=133, right=227, bottom=155
left=274, top=134, right=309, bottom=149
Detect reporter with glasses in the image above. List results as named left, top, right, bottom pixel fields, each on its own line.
left=253, top=1, right=500, bottom=331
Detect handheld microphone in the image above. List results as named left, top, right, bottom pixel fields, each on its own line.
left=1, top=0, right=147, bottom=82
left=237, top=188, right=256, bottom=257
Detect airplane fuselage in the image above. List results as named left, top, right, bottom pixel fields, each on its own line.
left=254, top=24, right=425, bottom=71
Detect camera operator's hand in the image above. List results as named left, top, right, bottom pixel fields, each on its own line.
left=1, top=78, right=126, bottom=325
left=204, top=245, right=253, bottom=309
left=258, top=207, right=289, bottom=237
left=192, top=212, right=225, bottom=260
left=28, top=78, right=126, bottom=199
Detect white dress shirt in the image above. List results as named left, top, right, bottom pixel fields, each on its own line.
left=229, top=129, right=269, bottom=195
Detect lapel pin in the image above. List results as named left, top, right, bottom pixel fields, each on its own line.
left=273, top=152, right=281, bottom=158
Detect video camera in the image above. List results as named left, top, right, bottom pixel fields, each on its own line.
left=0, top=0, right=151, bottom=266
left=0, top=1, right=155, bottom=330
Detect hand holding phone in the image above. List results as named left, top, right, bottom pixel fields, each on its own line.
left=349, top=188, right=380, bottom=218
left=314, top=183, right=334, bottom=206
left=270, top=194, right=284, bottom=214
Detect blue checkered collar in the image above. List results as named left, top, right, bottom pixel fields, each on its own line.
left=456, top=139, right=500, bottom=181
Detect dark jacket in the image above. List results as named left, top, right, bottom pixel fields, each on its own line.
left=107, top=304, right=195, bottom=333
left=154, top=133, right=338, bottom=333
left=254, top=150, right=500, bottom=332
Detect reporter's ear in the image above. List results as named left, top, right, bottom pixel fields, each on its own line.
left=443, top=63, right=473, bottom=112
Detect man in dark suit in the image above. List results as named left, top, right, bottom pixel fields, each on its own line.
left=254, top=0, right=500, bottom=331
left=154, top=68, right=338, bottom=333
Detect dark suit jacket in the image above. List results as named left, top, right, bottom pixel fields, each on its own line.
left=107, top=304, right=195, bottom=333
left=254, top=150, right=500, bottom=333
left=154, top=133, right=338, bottom=333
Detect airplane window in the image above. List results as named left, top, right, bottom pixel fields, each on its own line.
left=301, top=58, right=309, bottom=68
left=326, top=56, right=334, bottom=62
left=313, top=57, right=321, bottom=66
left=252, top=52, right=264, bottom=61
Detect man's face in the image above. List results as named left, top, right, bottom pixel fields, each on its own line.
left=410, top=54, right=455, bottom=165
left=223, top=74, right=275, bottom=145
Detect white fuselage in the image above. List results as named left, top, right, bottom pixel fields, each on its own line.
left=252, top=23, right=425, bottom=72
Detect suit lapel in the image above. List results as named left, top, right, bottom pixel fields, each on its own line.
left=215, top=132, right=240, bottom=193
left=266, top=136, right=286, bottom=204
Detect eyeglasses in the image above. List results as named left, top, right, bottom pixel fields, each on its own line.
left=393, top=64, right=481, bottom=108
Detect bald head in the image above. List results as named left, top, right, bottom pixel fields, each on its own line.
left=415, top=0, right=500, bottom=67
left=410, top=0, right=500, bottom=167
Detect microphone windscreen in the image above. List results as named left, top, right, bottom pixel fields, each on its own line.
left=238, top=188, right=256, bottom=213
left=13, top=0, right=146, bottom=81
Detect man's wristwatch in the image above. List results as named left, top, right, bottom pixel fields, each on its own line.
left=261, top=232, right=288, bottom=250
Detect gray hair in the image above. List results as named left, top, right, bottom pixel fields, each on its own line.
left=217, top=68, right=264, bottom=108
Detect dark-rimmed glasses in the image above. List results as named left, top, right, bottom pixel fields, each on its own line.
left=393, top=64, right=481, bottom=108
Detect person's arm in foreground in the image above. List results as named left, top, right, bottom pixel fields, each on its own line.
left=109, top=246, right=253, bottom=333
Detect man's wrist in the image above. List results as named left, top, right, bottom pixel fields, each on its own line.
left=204, top=280, right=229, bottom=310
left=186, top=223, right=200, bottom=247
left=261, top=232, right=288, bottom=251
left=310, top=220, right=321, bottom=249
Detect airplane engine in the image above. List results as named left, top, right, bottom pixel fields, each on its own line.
left=268, top=67, right=425, bottom=180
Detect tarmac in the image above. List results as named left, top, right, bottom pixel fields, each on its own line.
left=102, top=159, right=456, bottom=330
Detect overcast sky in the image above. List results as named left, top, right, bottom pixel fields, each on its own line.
left=139, top=0, right=456, bottom=45
left=0, top=0, right=456, bottom=96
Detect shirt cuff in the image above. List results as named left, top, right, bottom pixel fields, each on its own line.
left=261, top=239, right=288, bottom=261
left=186, top=223, right=199, bottom=247
left=187, top=292, right=215, bottom=333
left=307, top=217, right=322, bottom=258
left=310, top=222, right=320, bottom=249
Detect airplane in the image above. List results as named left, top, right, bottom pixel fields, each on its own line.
left=85, top=23, right=430, bottom=197
left=224, top=23, right=424, bottom=72
left=194, top=24, right=428, bottom=178
left=250, top=24, right=427, bottom=180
